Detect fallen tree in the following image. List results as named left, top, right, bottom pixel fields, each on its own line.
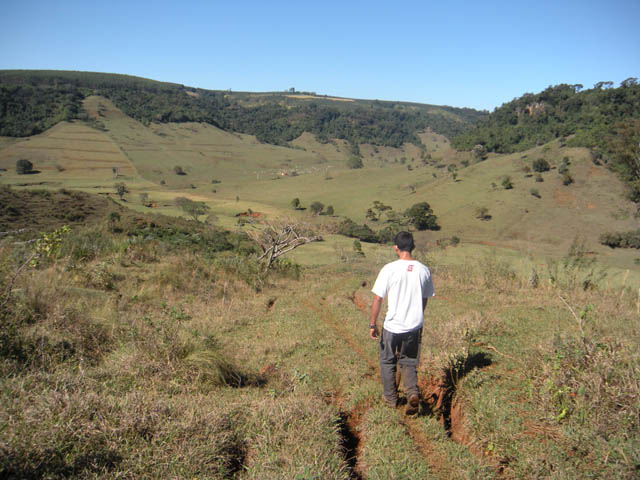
left=247, top=220, right=322, bottom=271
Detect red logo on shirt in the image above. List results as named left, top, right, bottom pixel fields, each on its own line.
left=407, top=265, right=413, bottom=272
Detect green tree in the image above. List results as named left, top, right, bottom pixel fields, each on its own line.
left=353, top=239, right=364, bottom=256
left=404, top=202, right=439, bottom=230
left=326, top=205, right=334, bottom=216
left=347, top=156, right=363, bottom=169
left=174, top=165, right=186, bottom=175
left=115, top=182, right=127, bottom=199
left=139, top=192, right=149, bottom=206
left=532, top=158, right=550, bottom=172
left=372, top=201, right=392, bottom=215
left=16, top=159, right=33, bottom=174
left=174, top=196, right=210, bottom=221
left=608, top=119, right=640, bottom=202
left=366, top=208, right=377, bottom=221
left=472, top=144, right=487, bottom=161
left=310, top=201, right=324, bottom=215
left=291, top=197, right=301, bottom=210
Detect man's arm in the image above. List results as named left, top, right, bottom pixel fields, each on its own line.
left=422, top=297, right=428, bottom=311
left=369, top=295, right=383, bottom=339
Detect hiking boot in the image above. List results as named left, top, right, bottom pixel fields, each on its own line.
left=382, top=395, right=397, bottom=408
left=405, top=393, right=419, bottom=415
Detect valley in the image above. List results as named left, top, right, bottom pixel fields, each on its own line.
left=1, top=71, right=639, bottom=479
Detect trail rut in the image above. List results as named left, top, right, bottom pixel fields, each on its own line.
left=302, top=290, right=460, bottom=479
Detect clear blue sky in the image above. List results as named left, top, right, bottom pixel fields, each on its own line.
left=1, top=0, right=638, bottom=111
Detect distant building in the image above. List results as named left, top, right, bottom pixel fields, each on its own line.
left=289, top=87, right=295, bottom=93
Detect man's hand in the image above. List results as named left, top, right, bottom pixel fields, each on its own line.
left=369, top=325, right=379, bottom=340
left=369, top=295, right=383, bottom=340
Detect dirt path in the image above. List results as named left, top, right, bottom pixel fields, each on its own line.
left=302, top=285, right=461, bottom=479
left=301, top=297, right=372, bottom=479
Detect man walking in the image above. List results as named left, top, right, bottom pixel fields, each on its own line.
left=369, top=231, right=434, bottom=415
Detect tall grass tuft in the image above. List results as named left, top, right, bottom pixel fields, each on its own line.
left=546, top=237, right=607, bottom=291
left=184, top=349, right=245, bottom=387
left=213, top=252, right=267, bottom=291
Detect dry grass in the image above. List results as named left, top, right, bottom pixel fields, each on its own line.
left=1, top=204, right=639, bottom=478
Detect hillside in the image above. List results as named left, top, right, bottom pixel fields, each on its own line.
left=0, top=70, right=485, bottom=147
left=451, top=81, right=640, bottom=155
left=1, top=193, right=638, bottom=478
left=1, top=71, right=639, bottom=478
left=1, top=91, right=638, bottom=288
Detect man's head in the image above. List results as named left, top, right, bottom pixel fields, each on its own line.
left=393, top=231, right=415, bottom=252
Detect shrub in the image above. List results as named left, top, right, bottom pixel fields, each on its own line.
left=562, top=173, right=574, bottom=185
left=530, top=188, right=541, bottom=198
left=16, top=159, right=33, bottom=174
left=114, top=182, right=127, bottom=199
left=174, top=165, right=186, bottom=175
left=599, top=230, right=640, bottom=249
left=475, top=206, right=491, bottom=220
left=60, top=225, right=121, bottom=263
left=436, top=236, right=460, bottom=248
left=269, top=257, right=301, bottom=280
left=338, top=218, right=379, bottom=243
left=310, top=201, right=324, bottom=215
left=174, top=197, right=210, bottom=221
left=558, top=162, right=569, bottom=175
left=213, top=252, right=267, bottom=291
left=353, top=239, right=364, bottom=256
left=532, top=158, right=550, bottom=172
left=347, top=156, right=363, bottom=169
left=82, top=261, right=120, bottom=290
left=542, top=328, right=640, bottom=476
left=547, top=237, right=606, bottom=290
left=501, top=176, right=513, bottom=189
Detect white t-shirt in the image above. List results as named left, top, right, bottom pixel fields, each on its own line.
left=371, top=259, right=434, bottom=334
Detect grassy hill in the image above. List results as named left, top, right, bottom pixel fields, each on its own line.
left=1, top=91, right=638, bottom=287
left=1, top=192, right=637, bottom=478
left=0, top=70, right=639, bottom=477
left=0, top=70, right=484, bottom=147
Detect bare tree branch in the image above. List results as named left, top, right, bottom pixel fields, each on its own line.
left=247, top=220, right=322, bottom=271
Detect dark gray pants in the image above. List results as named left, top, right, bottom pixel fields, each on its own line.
left=379, top=327, right=422, bottom=405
